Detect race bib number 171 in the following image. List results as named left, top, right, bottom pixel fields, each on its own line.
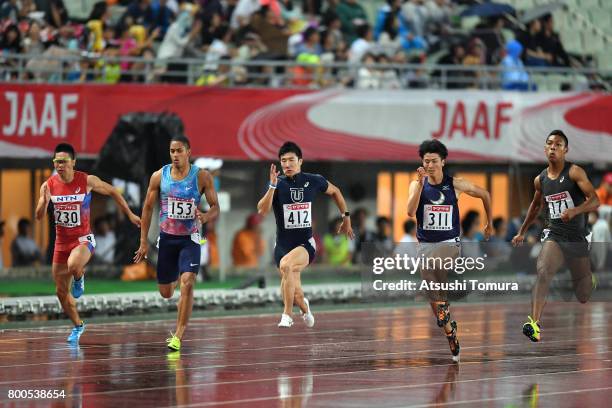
left=545, top=191, right=574, bottom=219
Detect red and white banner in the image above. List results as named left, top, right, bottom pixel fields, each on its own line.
left=1, top=84, right=610, bottom=162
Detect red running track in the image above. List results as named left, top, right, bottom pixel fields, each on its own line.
left=0, top=302, right=611, bottom=407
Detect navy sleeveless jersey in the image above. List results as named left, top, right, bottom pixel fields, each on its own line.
left=272, top=172, right=328, bottom=246
left=539, top=162, right=586, bottom=237
left=416, top=174, right=460, bottom=242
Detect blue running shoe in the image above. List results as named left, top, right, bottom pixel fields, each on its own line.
left=67, top=322, right=85, bottom=343
left=71, top=276, right=84, bottom=299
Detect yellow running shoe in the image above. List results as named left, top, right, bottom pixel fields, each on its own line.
left=166, top=332, right=181, bottom=351
left=522, top=316, right=541, bottom=342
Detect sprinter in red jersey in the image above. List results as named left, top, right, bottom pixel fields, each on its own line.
left=35, top=143, right=141, bottom=343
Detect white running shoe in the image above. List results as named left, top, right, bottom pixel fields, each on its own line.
left=302, top=298, right=315, bottom=328
left=278, top=313, right=293, bottom=328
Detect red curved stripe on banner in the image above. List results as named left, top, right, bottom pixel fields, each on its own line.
left=564, top=95, right=612, bottom=135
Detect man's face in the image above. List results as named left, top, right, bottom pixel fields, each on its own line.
left=280, top=152, right=302, bottom=176
left=53, top=152, right=75, bottom=176
left=170, top=141, right=190, bottom=168
left=545, top=135, right=567, bottom=162
left=422, top=153, right=444, bottom=175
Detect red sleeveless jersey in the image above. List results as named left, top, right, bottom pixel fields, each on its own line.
left=47, top=171, right=92, bottom=244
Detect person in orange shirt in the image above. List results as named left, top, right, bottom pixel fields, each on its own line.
left=232, top=213, right=265, bottom=268
left=596, top=172, right=612, bottom=206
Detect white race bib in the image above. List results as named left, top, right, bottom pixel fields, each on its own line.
left=545, top=191, right=574, bottom=219
left=283, top=202, right=312, bottom=229
left=54, top=204, right=81, bottom=228
left=168, top=196, right=196, bottom=220
left=78, top=234, right=96, bottom=248
left=423, top=205, right=453, bottom=231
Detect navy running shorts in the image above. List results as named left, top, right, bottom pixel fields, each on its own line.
left=157, top=232, right=201, bottom=284
left=274, top=238, right=317, bottom=268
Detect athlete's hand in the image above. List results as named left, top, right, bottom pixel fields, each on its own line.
left=416, top=167, right=426, bottom=185
left=511, top=234, right=525, bottom=247
left=270, top=164, right=280, bottom=186
left=483, top=223, right=492, bottom=241
left=196, top=208, right=210, bottom=224
left=128, top=213, right=141, bottom=228
left=133, top=242, right=148, bottom=263
left=338, top=217, right=355, bottom=240
left=560, top=208, right=576, bottom=223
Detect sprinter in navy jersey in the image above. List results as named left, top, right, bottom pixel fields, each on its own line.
left=407, top=140, right=492, bottom=362
left=512, top=130, right=599, bottom=343
left=258, top=142, right=354, bottom=328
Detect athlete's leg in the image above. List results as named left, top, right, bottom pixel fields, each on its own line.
left=67, top=245, right=92, bottom=281
left=53, top=263, right=81, bottom=326
left=158, top=282, right=178, bottom=299
left=531, top=240, right=565, bottom=321
left=279, top=246, right=310, bottom=316
left=567, top=256, right=593, bottom=304
left=175, top=272, right=196, bottom=339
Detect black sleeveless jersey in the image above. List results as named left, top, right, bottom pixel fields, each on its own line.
left=539, top=162, right=586, bottom=237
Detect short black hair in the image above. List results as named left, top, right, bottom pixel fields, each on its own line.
left=17, top=218, right=31, bottom=234
left=54, top=143, right=75, bottom=160
left=547, top=130, right=568, bottom=147
left=170, top=135, right=191, bottom=149
left=492, top=216, right=504, bottom=231
left=376, top=216, right=391, bottom=227
left=278, top=141, right=302, bottom=159
left=403, top=219, right=416, bottom=234
left=461, top=210, right=480, bottom=234
left=419, top=139, right=448, bottom=160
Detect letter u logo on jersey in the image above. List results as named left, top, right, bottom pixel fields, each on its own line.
left=290, top=188, right=304, bottom=202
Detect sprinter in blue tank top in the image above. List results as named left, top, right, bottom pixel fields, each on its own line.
left=134, top=135, right=220, bottom=351
left=257, top=142, right=354, bottom=329
left=407, top=140, right=493, bottom=362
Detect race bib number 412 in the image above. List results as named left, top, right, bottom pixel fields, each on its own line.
left=423, top=204, right=453, bottom=231
left=168, top=197, right=196, bottom=220
left=283, top=203, right=312, bottom=229
left=545, top=191, right=574, bottom=219
left=54, top=204, right=81, bottom=228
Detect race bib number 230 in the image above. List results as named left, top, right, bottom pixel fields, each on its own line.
left=54, top=204, right=81, bottom=228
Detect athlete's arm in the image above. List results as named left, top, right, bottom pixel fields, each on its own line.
left=512, top=176, right=543, bottom=246
left=407, top=168, right=426, bottom=217
left=88, top=175, right=141, bottom=227
left=563, top=164, right=600, bottom=222
left=257, top=163, right=279, bottom=217
left=134, top=171, right=161, bottom=263
left=454, top=177, right=493, bottom=240
left=35, top=181, right=50, bottom=220
left=325, top=181, right=355, bottom=240
left=197, top=169, right=220, bottom=224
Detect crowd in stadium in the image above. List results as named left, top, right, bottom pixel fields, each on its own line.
left=0, top=0, right=592, bottom=89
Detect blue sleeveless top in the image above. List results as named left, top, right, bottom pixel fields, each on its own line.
left=159, top=164, right=201, bottom=235
left=416, top=174, right=460, bottom=242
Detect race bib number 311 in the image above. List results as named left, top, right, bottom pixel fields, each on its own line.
left=423, top=205, right=453, bottom=230
left=545, top=191, right=574, bottom=219
left=54, top=204, right=81, bottom=228
left=283, top=203, right=312, bottom=229
left=168, top=197, right=196, bottom=220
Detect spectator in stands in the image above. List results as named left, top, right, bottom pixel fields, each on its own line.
left=462, top=37, right=486, bottom=88
left=23, top=20, right=46, bottom=56
left=336, top=0, right=368, bottom=44
left=588, top=211, right=611, bottom=271
left=373, top=216, right=394, bottom=257
left=596, top=172, right=612, bottom=206
left=356, top=52, right=380, bottom=89
left=96, top=43, right=122, bottom=83
left=231, top=213, right=265, bottom=268
left=461, top=210, right=482, bottom=258
left=18, top=0, right=36, bottom=20
left=295, top=26, right=322, bottom=57
left=150, top=0, right=175, bottom=39
left=250, top=5, right=290, bottom=58
left=230, top=0, right=260, bottom=30
left=323, top=217, right=352, bottom=266
left=400, top=0, right=428, bottom=51
left=474, top=17, right=504, bottom=65
left=489, top=216, right=511, bottom=261
left=378, top=53, right=401, bottom=89
left=435, top=42, right=467, bottom=89
left=349, top=23, right=372, bottom=64
left=93, top=216, right=117, bottom=264
left=501, top=39, right=532, bottom=91
left=394, top=219, right=417, bottom=257
left=374, top=0, right=404, bottom=48
left=537, top=14, right=569, bottom=67
left=87, top=1, right=110, bottom=52
left=518, top=18, right=552, bottom=67
left=40, top=0, right=69, bottom=28
left=0, top=0, right=19, bottom=23
left=11, top=218, right=42, bottom=267
left=125, top=0, right=154, bottom=28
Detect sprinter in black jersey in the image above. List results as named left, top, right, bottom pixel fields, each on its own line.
left=257, top=142, right=354, bottom=328
left=512, top=130, right=600, bottom=342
